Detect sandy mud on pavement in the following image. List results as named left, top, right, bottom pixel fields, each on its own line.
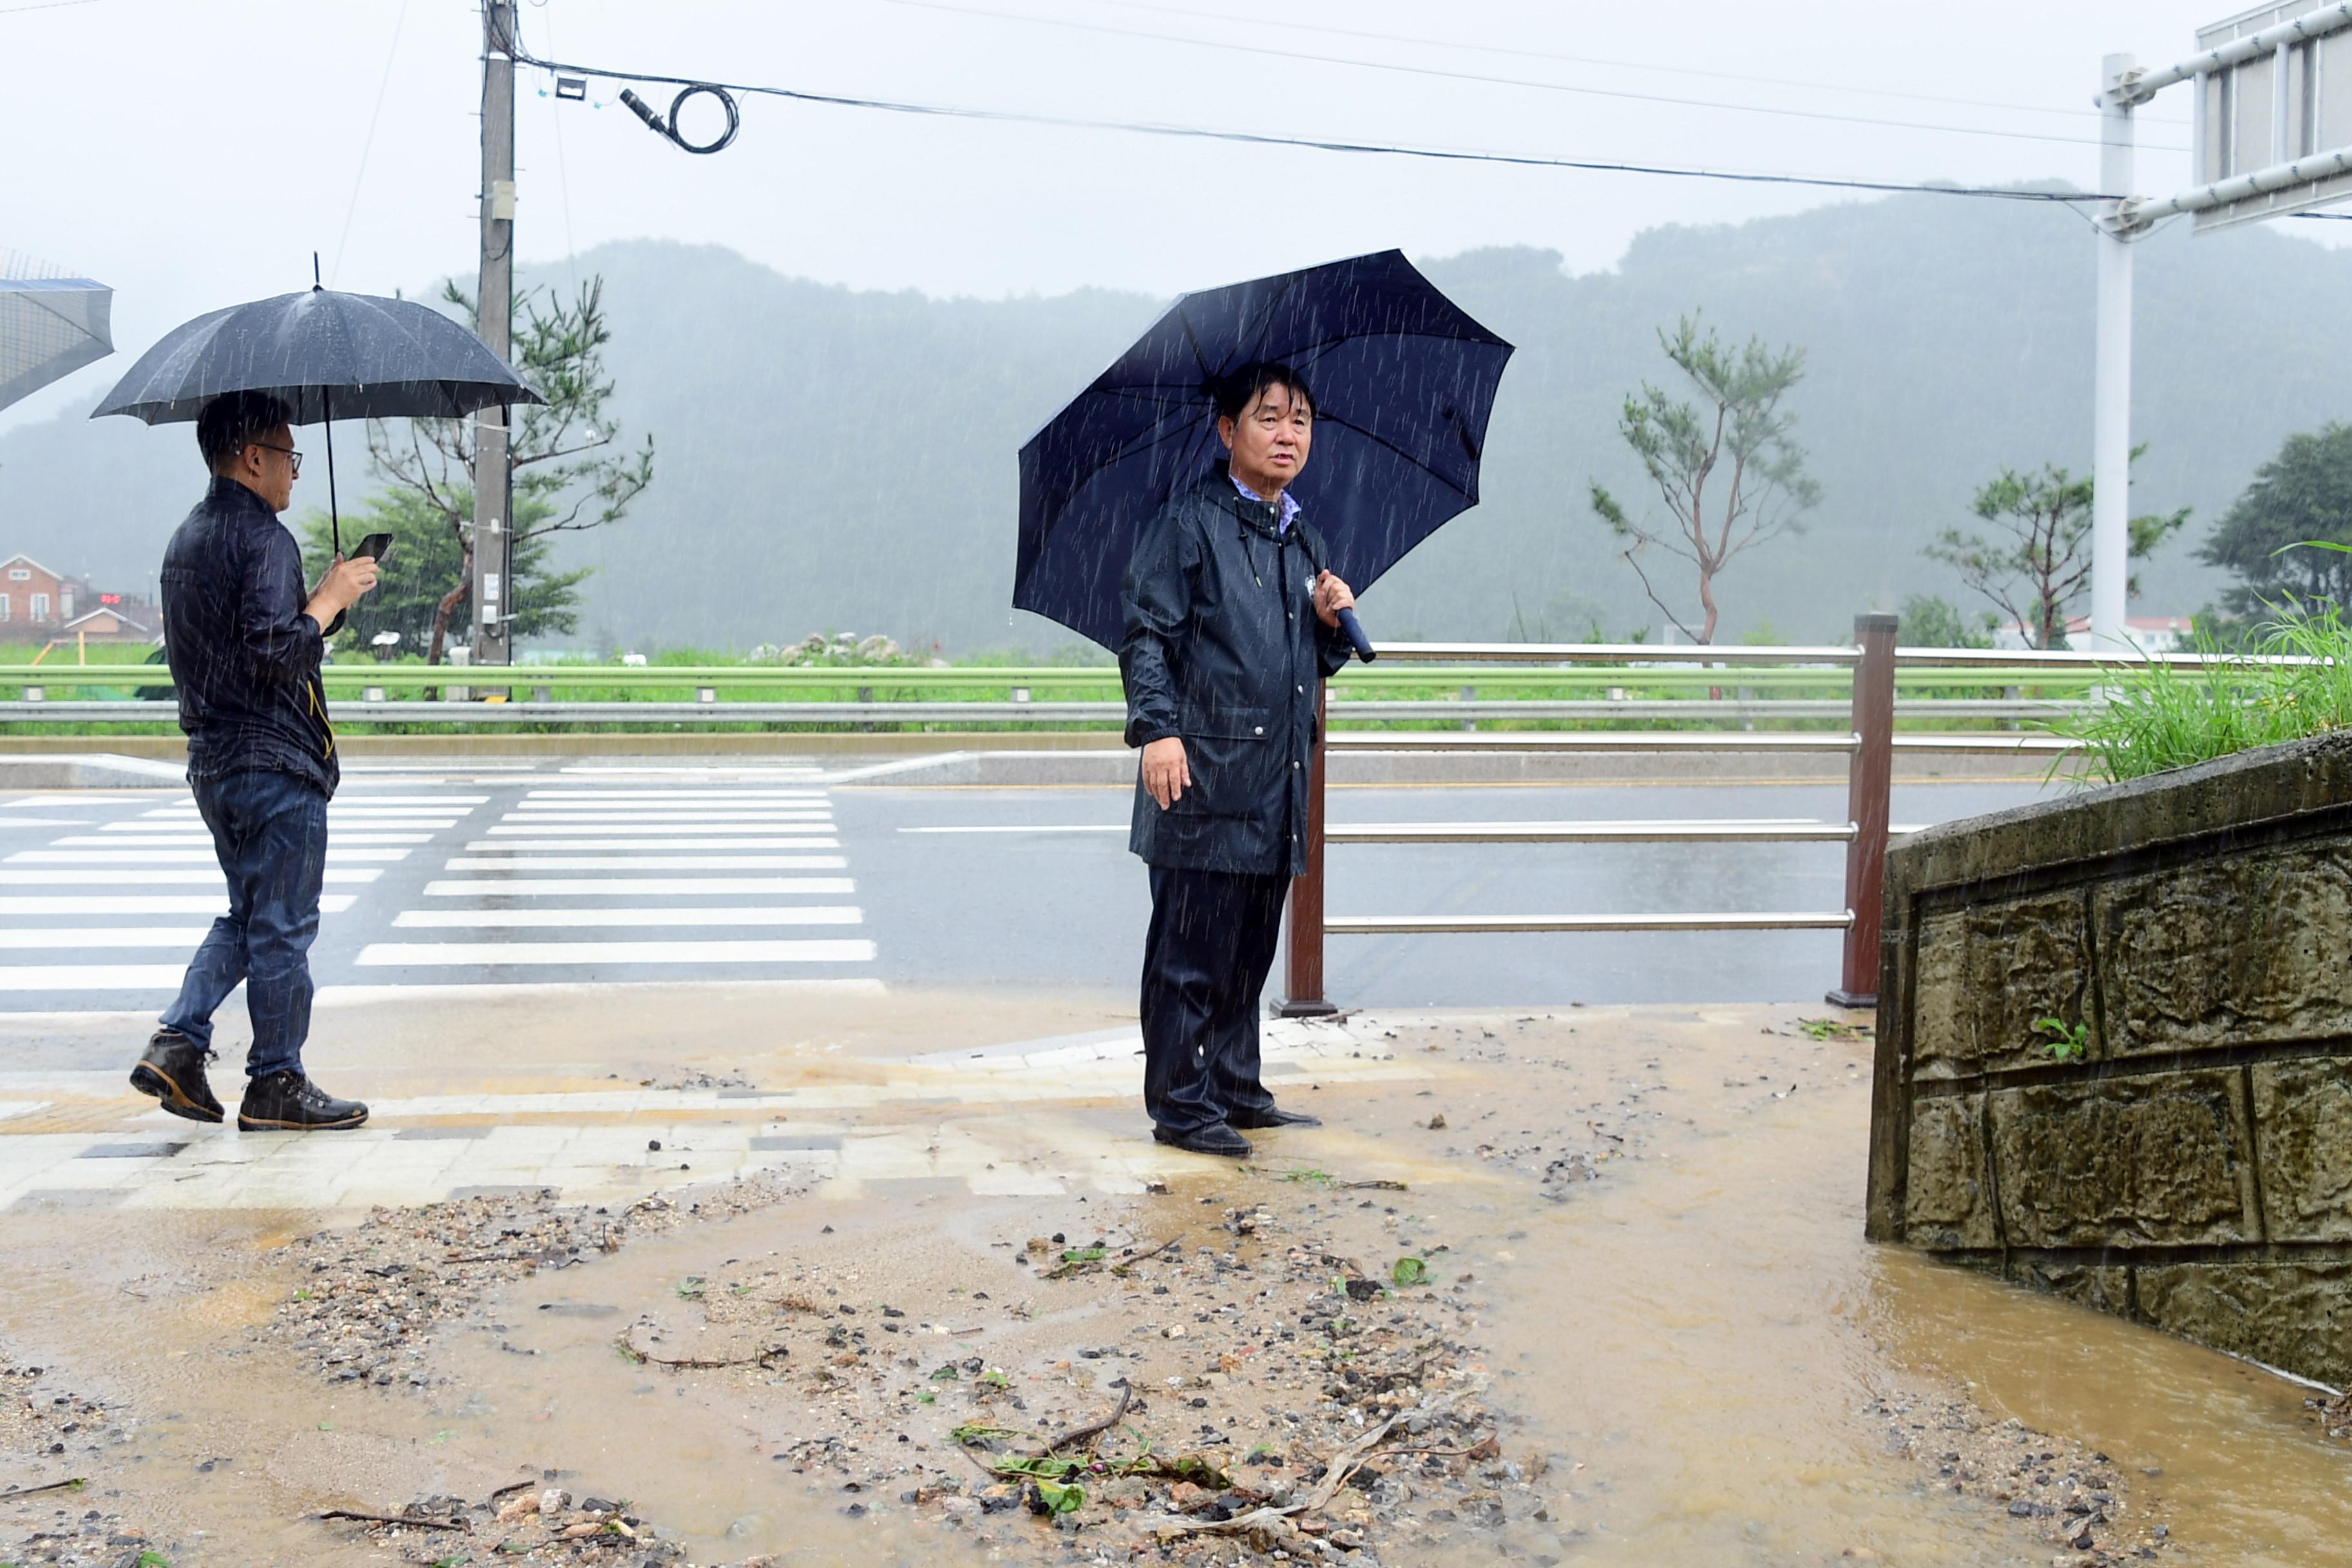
left=4, top=997, right=2350, bottom=1565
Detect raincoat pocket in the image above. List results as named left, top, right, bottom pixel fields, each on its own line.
left=1176, top=705, right=1275, bottom=818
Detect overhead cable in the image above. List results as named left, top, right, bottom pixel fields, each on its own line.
left=1063, top=0, right=2193, bottom=128
left=506, top=34, right=2124, bottom=206
left=874, top=0, right=2191, bottom=152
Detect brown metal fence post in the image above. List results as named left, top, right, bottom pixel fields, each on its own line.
left=1277, top=681, right=1336, bottom=1017
left=1830, top=612, right=1898, bottom=1008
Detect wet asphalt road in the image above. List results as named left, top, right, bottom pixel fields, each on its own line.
left=853, top=776, right=2057, bottom=1007
left=0, top=768, right=2055, bottom=1017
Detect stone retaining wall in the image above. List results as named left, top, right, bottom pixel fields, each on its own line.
left=1866, top=731, right=2352, bottom=1386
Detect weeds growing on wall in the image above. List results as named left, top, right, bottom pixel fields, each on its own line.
left=2060, top=607, right=2352, bottom=783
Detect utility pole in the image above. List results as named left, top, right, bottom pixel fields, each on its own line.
left=2089, top=52, right=2139, bottom=655
left=471, top=0, right=518, bottom=672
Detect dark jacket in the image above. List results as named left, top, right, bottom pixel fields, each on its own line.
left=161, top=476, right=338, bottom=798
left=1120, top=467, right=1352, bottom=876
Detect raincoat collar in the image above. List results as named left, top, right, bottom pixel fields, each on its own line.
left=1207, top=460, right=1296, bottom=544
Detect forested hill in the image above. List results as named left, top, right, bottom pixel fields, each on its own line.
left=6, top=193, right=2351, bottom=654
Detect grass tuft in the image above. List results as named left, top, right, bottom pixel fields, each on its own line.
left=2058, top=609, right=2352, bottom=784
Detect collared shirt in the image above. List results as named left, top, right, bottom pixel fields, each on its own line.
left=161, top=475, right=338, bottom=797
left=1230, top=472, right=1298, bottom=536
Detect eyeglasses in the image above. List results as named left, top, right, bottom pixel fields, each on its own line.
left=251, top=442, right=304, bottom=478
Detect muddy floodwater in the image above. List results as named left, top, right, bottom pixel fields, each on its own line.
left=2, top=993, right=2347, bottom=1565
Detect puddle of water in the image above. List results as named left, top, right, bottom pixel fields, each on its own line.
left=0, top=1210, right=518, bottom=1565
left=1322, top=1019, right=2352, bottom=1566
left=1867, top=1246, right=2352, bottom=1566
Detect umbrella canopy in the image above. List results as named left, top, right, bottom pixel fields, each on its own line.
left=0, top=273, right=113, bottom=414
left=89, top=287, right=540, bottom=426
left=1014, top=250, right=1513, bottom=651
left=92, top=284, right=542, bottom=555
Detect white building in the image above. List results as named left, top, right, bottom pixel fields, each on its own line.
left=1993, top=614, right=2193, bottom=654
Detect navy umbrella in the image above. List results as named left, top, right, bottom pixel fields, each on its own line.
left=1014, top=249, right=1513, bottom=655
left=92, top=280, right=540, bottom=552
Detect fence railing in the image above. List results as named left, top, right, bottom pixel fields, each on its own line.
left=1272, top=614, right=2146, bottom=1014
left=0, top=627, right=2268, bottom=1006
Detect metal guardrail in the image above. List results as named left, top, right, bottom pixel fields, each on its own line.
left=6, top=627, right=2222, bottom=1006
left=1326, top=911, right=1858, bottom=934
left=0, top=697, right=2086, bottom=725
left=1280, top=614, right=1916, bottom=1013
left=1326, top=821, right=1912, bottom=844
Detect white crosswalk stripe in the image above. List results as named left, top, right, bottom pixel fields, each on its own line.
left=393, top=906, right=861, bottom=928
left=444, top=853, right=844, bottom=870
left=423, top=876, right=855, bottom=896
left=87, top=829, right=435, bottom=844
left=0, top=868, right=385, bottom=885
left=491, top=808, right=832, bottom=823
left=482, top=821, right=833, bottom=835
left=0, top=964, right=192, bottom=990
left=0, top=895, right=360, bottom=915
left=0, top=785, right=475, bottom=999
left=359, top=783, right=873, bottom=983
left=0, top=779, right=872, bottom=1001
left=459, top=837, right=841, bottom=852
left=356, top=939, right=875, bottom=966
left=8, top=848, right=412, bottom=864
left=0, top=926, right=211, bottom=948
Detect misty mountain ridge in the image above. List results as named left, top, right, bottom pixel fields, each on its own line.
left=5, top=191, right=2347, bottom=653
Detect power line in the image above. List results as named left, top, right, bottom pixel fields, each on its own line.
left=873, top=0, right=2191, bottom=153
left=330, top=0, right=411, bottom=289
left=507, top=34, right=2125, bottom=209
left=1063, top=0, right=2195, bottom=128
left=0, top=0, right=100, bottom=13
left=540, top=1, right=583, bottom=297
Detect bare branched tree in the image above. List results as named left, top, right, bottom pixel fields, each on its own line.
left=1926, top=456, right=2186, bottom=650
left=366, top=277, right=654, bottom=663
left=1588, top=314, right=1820, bottom=645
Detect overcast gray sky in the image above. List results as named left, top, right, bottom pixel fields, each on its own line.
left=3, top=0, right=2324, bottom=433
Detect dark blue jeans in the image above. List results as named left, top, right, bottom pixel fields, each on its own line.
left=1140, top=865, right=1289, bottom=1133
left=159, top=769, right=329, bottom=1079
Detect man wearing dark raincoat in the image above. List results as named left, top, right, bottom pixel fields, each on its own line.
left=1119, top=363, right=1357, bottom=1157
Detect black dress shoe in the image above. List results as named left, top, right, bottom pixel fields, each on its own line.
left=1227, top=1106, right=1322, bottom=1130
left=129, top=1030, right=222, bottom=1124
left=1152, top=1121, right=1253, bottom=1158
left=238, top=1070, right=369, bottom=1132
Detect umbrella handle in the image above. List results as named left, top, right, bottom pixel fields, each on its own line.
left=1335, top=607, right=1376, bottom=663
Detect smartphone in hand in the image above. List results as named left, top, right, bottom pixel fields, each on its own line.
left=353, top=532, right=395, bottom=562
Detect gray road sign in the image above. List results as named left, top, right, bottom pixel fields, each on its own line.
left=2177, top=2, right=2352, bottom=230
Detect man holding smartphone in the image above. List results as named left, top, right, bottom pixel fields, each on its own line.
left=129, top=391, right=382, bottom=1132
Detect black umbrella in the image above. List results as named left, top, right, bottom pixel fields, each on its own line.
left=1015, top=249, right=1513, bottom=657
left=91, top=273, right=541, bottom=553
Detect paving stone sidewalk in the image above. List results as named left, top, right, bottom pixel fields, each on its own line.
left=0, top=1015, right=1433, bottom=1213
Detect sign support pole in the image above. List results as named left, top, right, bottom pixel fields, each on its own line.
left=2090, top=52, right=2138, bottom=656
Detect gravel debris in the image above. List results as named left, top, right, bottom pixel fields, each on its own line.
left=261, top=1170, right=807, bottom=1389
left=0, top=1362, right=156, bottom=1568
left=609, top=1188, right=1540, bottom=1567
left=1864, top=1390, right=2170, bottom=1564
